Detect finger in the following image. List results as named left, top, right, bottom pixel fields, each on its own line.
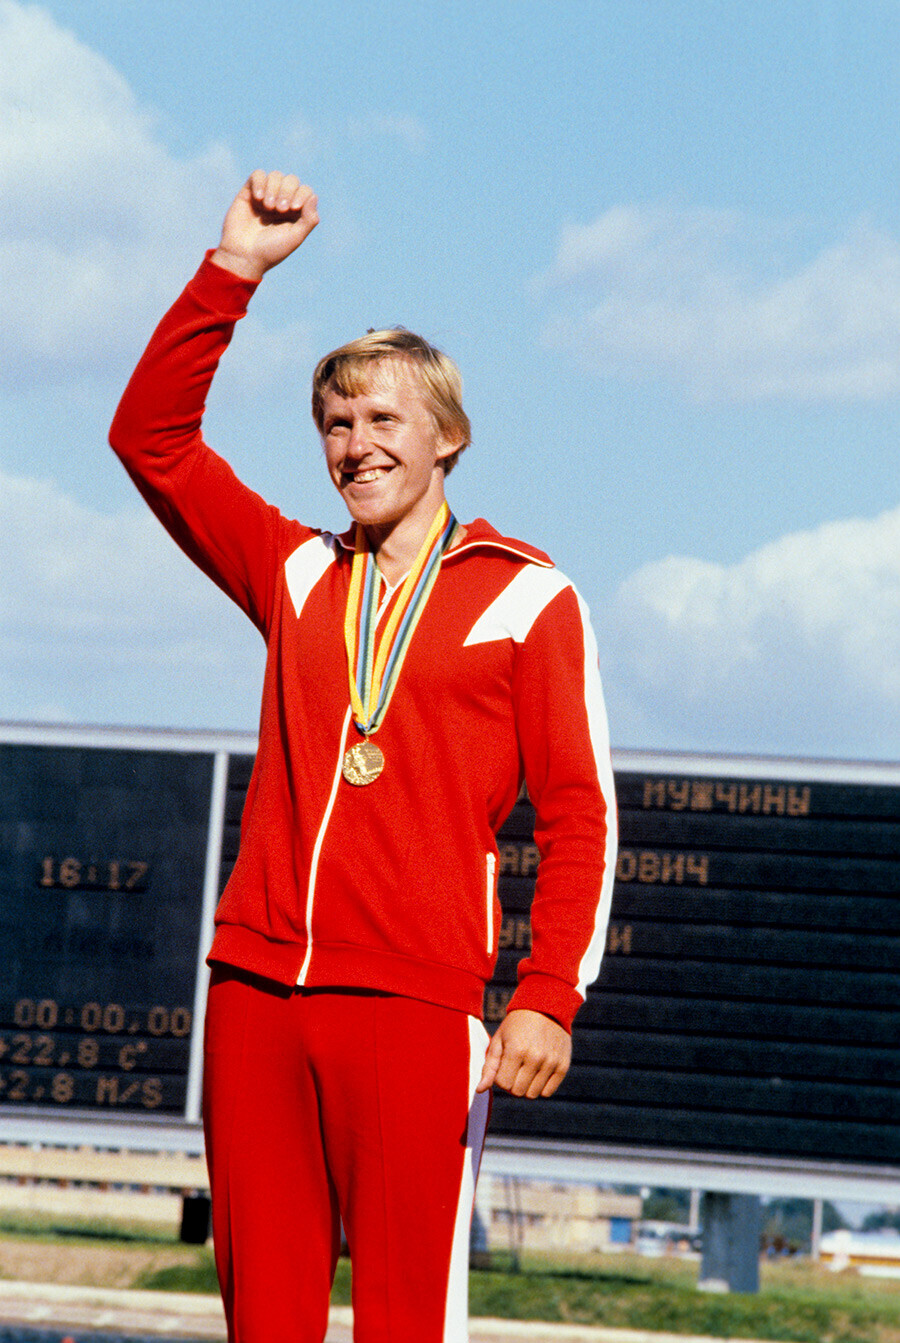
left=248, top=171, right=291, bottom=211
left=500, top=1045, right=564, bottom=1098
left=274, top=173, right=299, bottom=203
left=241, top=171, right=316, bottom=222
left=493, top=1047, right=535, bottom=1096
left=280, top=178, right=317, bottom=218
left=520, top=1043, right=571, bottom=1098
left=526, top=1058, right=566, bottom=1099
left=476, top=1033, right=503, bottom=1093
left=513, top=1057, right=547, bottom=1098
left=247, top=168, right=269, bottom=201
left=269, top=173, right=312, bottom=215
left=521, top=1061, right=548, bottom=1100
left=292, top=187, right=319, bottom=236
left=298, top=186, right=319, bottom=223
left=538, top=1064, right=568, bottom=1099
left=262, top=171, right=286, bottom=210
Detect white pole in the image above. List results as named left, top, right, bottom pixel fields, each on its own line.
left=811, top=1199, right=823, bottom=1261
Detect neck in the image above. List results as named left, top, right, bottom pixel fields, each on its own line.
left=364, top=497, right=449, bottom=586
left=368, top=530, right=423, bottom=586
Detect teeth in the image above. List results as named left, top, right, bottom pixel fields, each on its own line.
left=351, top=468, right=388, bottom=483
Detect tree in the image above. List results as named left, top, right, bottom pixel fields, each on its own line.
left=861, top=1208, right=900, bottom=1233
left=762, top=1198, right=846, bottom=1252
left=641, top=1188, right=691, bottom=1223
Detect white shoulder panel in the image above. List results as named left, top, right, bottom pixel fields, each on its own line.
left=284, top=533, right=338, bottom=617
left=463, top=564, right=571, bottom=647
left=572, top=589, right=618, bottom=999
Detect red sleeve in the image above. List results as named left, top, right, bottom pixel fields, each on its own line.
left=506, top=582, right=618, bottom=1031
left=109, top=253, right=309, bottom=636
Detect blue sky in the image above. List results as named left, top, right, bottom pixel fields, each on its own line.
left=3, top=0, right=900, bottom=760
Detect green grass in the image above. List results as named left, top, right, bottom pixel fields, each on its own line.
left=135, top=1247, right=900, bottom=1343
left=4, top=1212, right=896, bottom=1343
left=0, top=1210, right=179, bottom=1247
left=137, top=1252, right=219, bottom=1294
left=467, top=1262, right=897, bottom=1342
left=136, top=1252, right=353, bottom=1300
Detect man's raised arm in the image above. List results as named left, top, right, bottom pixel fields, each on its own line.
left=109, top=171, right=318, bottom=632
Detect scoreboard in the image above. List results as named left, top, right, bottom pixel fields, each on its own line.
left=0, top=725, right=897, bottom=1175
left=0, top=735, right=216, bottom=1119
left=489, top=758, right=900, bottom=1166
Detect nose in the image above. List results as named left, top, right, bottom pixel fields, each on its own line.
left=344, top=418, right=373, bottom=461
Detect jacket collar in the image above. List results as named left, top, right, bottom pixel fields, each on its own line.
left=333, top=516, right=553, bottom=568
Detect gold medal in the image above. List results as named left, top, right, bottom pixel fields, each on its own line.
left=342, top=739, right=385, bottom=786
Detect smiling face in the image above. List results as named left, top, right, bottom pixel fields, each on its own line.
left=320, top=359, right=458, bottom=549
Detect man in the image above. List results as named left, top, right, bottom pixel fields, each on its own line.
left=110, top=170, right=617, bottom=1343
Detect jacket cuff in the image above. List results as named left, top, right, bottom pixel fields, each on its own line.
left=506, top=973, right=582, bottom=1034
left=186, top=249, right=260, bottom=318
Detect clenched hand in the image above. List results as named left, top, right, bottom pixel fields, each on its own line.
left=212, top=170, right=318, bottom=282
left=476, top=1008, right=572, bottom=1099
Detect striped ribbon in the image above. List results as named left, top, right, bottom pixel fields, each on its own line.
left=344, top=501, right=458, bottom=736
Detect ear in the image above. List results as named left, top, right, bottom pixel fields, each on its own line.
left=434, top=433, right=463, bottom=465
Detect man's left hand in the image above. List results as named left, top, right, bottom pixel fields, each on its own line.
left=476, top=1008, right=572, bottom=1098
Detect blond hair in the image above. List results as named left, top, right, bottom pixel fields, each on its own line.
left=311, top=329, right=471, bottom=473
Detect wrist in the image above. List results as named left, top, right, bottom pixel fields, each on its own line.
left=210, top=246, right=267, bottom=283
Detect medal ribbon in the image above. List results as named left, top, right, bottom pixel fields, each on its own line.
left=344, top=501, right=458, bottom=736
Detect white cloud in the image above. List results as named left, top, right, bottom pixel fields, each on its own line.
left=345, top=114, right=429, bottom=151
left=286, top=110, right=429, bottom=159
left=214, top=315, right=316, bottom=395
left=7, top=464, right=899, bottom=761
left=0, top=468, right=264, bottom=728
left=539, top=205, right=900, bottom=403
left=0, top=3, right=426, bottom=388
left=599, top=505, right=900, bottom=759
left=283, top=114, right=326, bottom=161
left=0, top=0, right=238, bottom=384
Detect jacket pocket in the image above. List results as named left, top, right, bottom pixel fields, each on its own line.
left=485, top=851, right=497, bottom=954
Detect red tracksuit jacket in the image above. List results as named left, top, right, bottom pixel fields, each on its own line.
left=110, top=255, right=618, bottom=1031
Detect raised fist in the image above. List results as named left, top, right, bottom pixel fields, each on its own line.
left=212, top=170, right=319, bottom=281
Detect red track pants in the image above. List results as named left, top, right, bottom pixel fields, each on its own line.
left=203, top=967, right=491, bottom=1343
